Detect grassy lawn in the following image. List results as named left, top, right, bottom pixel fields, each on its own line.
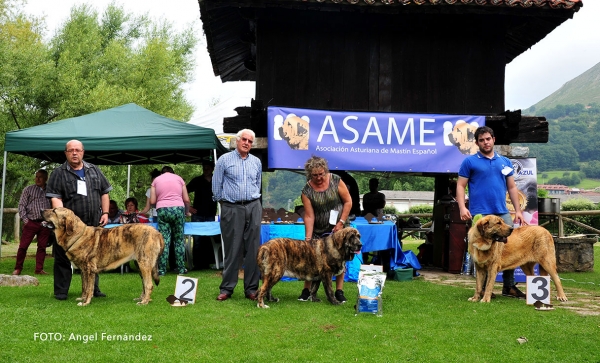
left=1, top=243, right=600, bottom=363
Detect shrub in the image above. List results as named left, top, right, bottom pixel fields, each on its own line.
left=383, top=205, right=398, bottom=215
left=561, top=198, right=600, bottom=235
left=407, top=204, right=434, bottom=226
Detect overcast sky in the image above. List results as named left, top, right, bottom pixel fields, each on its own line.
left=23, top=0, right=599, bottom=118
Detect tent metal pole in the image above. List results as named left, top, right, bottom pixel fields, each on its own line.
left=127, top=165, right=131, bottom=198
left=0, top=151, right=7, bottom=257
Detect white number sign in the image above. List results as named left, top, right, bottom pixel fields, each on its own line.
left=175, top=276, right=198, bottom=304
left=526, top=275, right=551, bottom=305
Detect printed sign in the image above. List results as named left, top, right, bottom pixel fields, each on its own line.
left=267, top=107, right=485, bottom=172
left=506, top=158, right=538, bottom=226
left=175, top=276, right=198, bottom=304
left=526, top=275, right=551, bottom=305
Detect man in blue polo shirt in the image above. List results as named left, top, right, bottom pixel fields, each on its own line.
left=456, top=126, right=527, bottom=299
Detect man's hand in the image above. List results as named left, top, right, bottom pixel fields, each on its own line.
left=99, top=214, right=109, bottom=226
left=189, top=207, right=197, bottom=214
left=459, top=206, right=472, bottom=221
left=514, top=211, right=528, bottom=226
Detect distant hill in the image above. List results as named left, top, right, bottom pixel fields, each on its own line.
left=524, top=61, right=600, bottom=114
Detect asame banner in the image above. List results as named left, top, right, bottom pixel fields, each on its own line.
left=267, top=107, right=485, bottom=173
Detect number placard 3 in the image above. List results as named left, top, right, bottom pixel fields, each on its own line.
left=175, top=276, right=198, bottom=304
left=526, top=276, right=551, bottom=305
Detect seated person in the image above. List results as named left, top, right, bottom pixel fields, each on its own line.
left=119, top=197, right=149, bottom=224
left=107, top=200, right=122, bottom=224
left=362, top=178, right=386, bottom=216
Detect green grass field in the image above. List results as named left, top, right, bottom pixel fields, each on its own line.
left=1, top=242, right=600, bottom=363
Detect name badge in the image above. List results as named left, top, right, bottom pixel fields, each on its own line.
left=77, top=180, right=87, bottom=196
left=329, top=210, right=339, bottom=225
left=501, top=166, right=512, bottom=176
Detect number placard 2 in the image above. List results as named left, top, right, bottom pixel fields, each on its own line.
left=526, top=276, right=551, bottom=305
left=175, top=276, right=198, bottom=304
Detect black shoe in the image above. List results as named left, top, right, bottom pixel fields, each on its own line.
left=55, top=293, right=67, bottom=301
left=334, top=289, right=347, bottom=303
left=94, top=291, right=107, bottom=298
left=502, top=285, right=526, bottom=299
left=298, top=288, right=310, bottom=301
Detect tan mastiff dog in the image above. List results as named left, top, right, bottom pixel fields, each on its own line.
left=43, top=207, right=164, bottom=306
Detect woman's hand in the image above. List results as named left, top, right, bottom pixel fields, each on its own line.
left=332, top=220, right=344, bottom=233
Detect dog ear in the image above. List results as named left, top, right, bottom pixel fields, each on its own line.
left=477, top=220, right=487, bottom=236
left=65, top=217, right=75, bottom=236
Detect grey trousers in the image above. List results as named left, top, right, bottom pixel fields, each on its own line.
left=219, top=200, right=261, bottom=296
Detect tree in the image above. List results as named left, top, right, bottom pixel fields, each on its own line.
left=1, top=2, right=200, bottom=240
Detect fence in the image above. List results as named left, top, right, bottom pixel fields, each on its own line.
left=396, top=211, right=600, bottom=238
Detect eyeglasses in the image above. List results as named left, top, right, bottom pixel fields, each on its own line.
left=240, top=137, right=253, bottom=144
left=311, top=172, right=325, bottom=179
left=65, top=148, right=83, bottom=153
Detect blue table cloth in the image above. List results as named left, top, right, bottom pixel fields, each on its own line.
left=106, top=222, right=221, bottom=236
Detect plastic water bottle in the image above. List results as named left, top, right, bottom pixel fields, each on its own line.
left=462, top=252, right=472, bottom=275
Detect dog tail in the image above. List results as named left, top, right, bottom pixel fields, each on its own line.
left=153, top=263, right=160, bottom=286
left=256, top=245, right=267, bottom=273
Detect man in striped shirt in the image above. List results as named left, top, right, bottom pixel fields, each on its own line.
left=213, top=129, right=262, bottom=301
left=13, top=169, right=52, bottom=275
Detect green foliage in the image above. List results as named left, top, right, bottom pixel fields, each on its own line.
left=262, top=170, right=305, bottom=210
left=548, top=173, right=581, bottom=186
left=560, top=198, right=600, bottom=235
left=520, top=103, right=600, bottom=171
left=537, top=188, right=549, bottom=198
left=407, top=204, right=433, bottom=225
left=0, top=2, right=199, bottom=240
left=383, top=205, right=398, bottom=215
left=581, top=160, right=600, bottom=179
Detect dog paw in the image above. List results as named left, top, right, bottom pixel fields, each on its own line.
left=257, top=303, right=270, bottom=309
left=310, top=297, right=321, bottom=303
left=76, top=297, right=84, bottom=301
left=468, top=297, right=479, bottom=302
left=136, top=301, right=149, bottom=305
left=76, top=302, right=89, bottom=306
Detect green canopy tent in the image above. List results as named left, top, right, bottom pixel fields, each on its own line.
left=1, top=103, right=229, bottom=253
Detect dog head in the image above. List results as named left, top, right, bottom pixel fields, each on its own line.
left=471, top=215, right=514, bottom=251
left=278, top=115, right=309, bottom=150
left=334, top=227, right=363, bottom=261
left=42, top=207, right=86, bottom=245
left=447, top=121, right=478, bottom=155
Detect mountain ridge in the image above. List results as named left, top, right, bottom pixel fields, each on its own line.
left=524, top=61, right=600, bottom=114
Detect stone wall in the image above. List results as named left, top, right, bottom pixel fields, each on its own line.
left=554, top=237, right=596, bottom=272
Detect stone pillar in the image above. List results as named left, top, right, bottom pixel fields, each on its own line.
left=553, top=237, right=596, bottom=272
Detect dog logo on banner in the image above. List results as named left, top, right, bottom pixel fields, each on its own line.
left=443, top=120, right=480, bottom=155
left=273, top=114, right=310, bottom=150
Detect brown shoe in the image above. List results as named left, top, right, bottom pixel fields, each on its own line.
left=35, top=270, right=48, bottom=275
left=216, top=293, right=231, bottom=301
left=245, top=292, right=258, bottom=301
left=502, top=285, right=526, bottom=299
left=12, top=269, right=21, bottom=275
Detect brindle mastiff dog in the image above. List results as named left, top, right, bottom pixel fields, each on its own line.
left=256, top=227, right=362, bottom=308
left=42, top=207, right=165, bottom=306
left=468, top=215, right=568, bottom=303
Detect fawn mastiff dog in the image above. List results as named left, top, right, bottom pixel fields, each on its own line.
left=468, top=215, right=567, bottom=303
left=42, top=207, right=165, bottom=306
left=256, top=227, right=363, bottom=308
